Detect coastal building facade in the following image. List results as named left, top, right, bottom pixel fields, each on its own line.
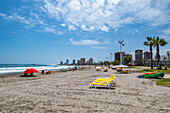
left=144, top=51, right=151, bottom=65
left=72, top=59, right=75, bottom=65
left=115, top=52, right=125, bottom=61
left=66, top=59, right=69, bottom=65
left=60, top=61, right=63, bottom=65
left=135, top=49, right=143, bottom=65
left=80, top=58, right=85, bottom=65
left=89, top=58, right=93, bottom=65
left=77, top=60, right=80, bottom=65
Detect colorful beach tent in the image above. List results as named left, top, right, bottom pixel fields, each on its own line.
left=24, top=68, right=38, bottom=74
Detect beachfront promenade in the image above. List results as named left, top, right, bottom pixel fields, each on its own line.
left=0, top=67, right=170, bottom=112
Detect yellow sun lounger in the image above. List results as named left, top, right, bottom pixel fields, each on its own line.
left=93, top=75, right=114, bottom=83
left=90, top=75, right=116, bottom=89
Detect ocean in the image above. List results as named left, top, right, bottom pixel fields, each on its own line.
left=0, top=64, right=75, bottom=74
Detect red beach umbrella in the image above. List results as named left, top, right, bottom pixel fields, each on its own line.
left=24, top=68, right=38, bottom=74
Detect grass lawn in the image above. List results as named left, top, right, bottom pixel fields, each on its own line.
left=156, top=78, right=170, bottom=87
left=129, top=66, right=142, bottom=69
left=135, top=69, right=170, bottom=73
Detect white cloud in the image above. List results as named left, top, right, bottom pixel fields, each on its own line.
left=0, top=13, right=6, bottom=17
left=92, top=46, right=107, bottom=49
left=61, top=24, right=66, bottom=27
left=132, top=29, right=139, bottom=34
left=67, top=0, right=81, bottom=11
left=114, top=29, right=118, bottom=31
left=69, top=38, right=109, bottom=45
left=162, top=27, right=170, bottom=36
left=31, top=12, right=45, bottom=25
left=0, top=0, right=169, bottom=34
left=0, top=13, right=40, bottom=29
left=40, top=0, right=169, bottom=32
left=68, top=25, right=76, bottom=31
left=160, top=48, right=170, bottom=55
left=4, top=13, right=30, bottom=24
left=161, top=27, right=170, bottom=40
left=108, top=0, right=121, bottom=5
left=100, top=26, right=109, bottom=32
left=45, top=27, right=57, bottom=34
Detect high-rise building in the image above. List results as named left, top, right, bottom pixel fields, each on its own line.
left=115, top=52, right=125, bottom=61
left=144, top=51, right=151, bottom=65
left=60, top=61, right=63, bottom=65
left=73, top=59, right=75, bottom=65
left=77, top=60, right=80, bottom=65
left=144, top=51, right=151, bottom=59
left=135, top=49, right=143, bottom=65
left=66, top=59, right=69, bottom=65
left=89, top=58, right=93, bottom=65
left=80, top=58, right=85, bottom=65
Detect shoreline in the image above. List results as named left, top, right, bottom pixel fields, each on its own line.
left=0, top=65, right=82, bottom=75
left=0, top=66, right=90, bottom=78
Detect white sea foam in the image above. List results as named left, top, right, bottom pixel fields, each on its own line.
left=0, top=66, right=76, bottom=74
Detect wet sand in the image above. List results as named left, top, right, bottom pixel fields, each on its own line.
left=0, top=67, right=170, bottom=113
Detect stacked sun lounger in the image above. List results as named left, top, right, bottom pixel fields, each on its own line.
left=119, top=70, right=130, bottom=74
left=90, top=75, right=116, bottom=89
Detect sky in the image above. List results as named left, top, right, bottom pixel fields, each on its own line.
left=0, top=0, right=170, bottom=64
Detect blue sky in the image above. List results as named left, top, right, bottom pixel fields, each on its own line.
left=0, top=0, right=170, bottom=64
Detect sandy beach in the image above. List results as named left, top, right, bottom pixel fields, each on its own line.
left=0, top=67, right=170, bottom=113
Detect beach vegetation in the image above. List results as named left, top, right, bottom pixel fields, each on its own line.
left=144, top=36, right=154, bottom=69
left=167, top=51, right=170, bottom=67
left=129, top=66, right=142, bottom=69
left=113, top=60, right=120, bottom=65
left=163, top=57, right=167, bottom=67
left=135, top=69, right=170, bottom=73
left=153, top=37, right=168, bottom=68
left=103, top=61, right=110, bottom=65
left=156, top=78, right=170, bottom=87
left=103, top=60, right=120, bottom=65
left=123, top=55, right=132, bottom=64
left=167, top=51, right=170, bottom=60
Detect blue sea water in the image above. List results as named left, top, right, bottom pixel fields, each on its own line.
left=0, top=64, right=75, bottom=74
left=0, top=64, right=50, bottom=68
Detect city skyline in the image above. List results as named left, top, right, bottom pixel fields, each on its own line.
left=60, top=48, right=169, bottom=65
left=0, top=0, right=169, bottom=64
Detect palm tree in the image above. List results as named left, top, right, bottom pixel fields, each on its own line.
left=167, top=51, right=170, bottom=61
left=163, top=57, right=167, bottom=66
left=167, top=51, right=170, bottom=67
left=144, top=36, right=154, bottom=69
left=123, top=55, right=132, bottom=64
left=153, top=36, right=168, bottom=67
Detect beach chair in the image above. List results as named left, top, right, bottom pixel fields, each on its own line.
left=117, top=68, right=122, bottom=72
left=104, top=69, right=108, bottom=72
left=96, top=67, right=102, bottom=71
left=119, top=70, right=130, bottom=74
left=93, top=75, right=114, bottom=83
left=46, top=71, right=51, bottom=74
left=90, top=75, right=116, bottom=89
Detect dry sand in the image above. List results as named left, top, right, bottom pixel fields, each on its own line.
left=0, top=67, right=170, bottom=113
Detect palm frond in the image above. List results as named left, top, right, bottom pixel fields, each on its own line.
left=144, top=41, right=149, bottom=46
left=160, top=39, right=168, bottom=46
